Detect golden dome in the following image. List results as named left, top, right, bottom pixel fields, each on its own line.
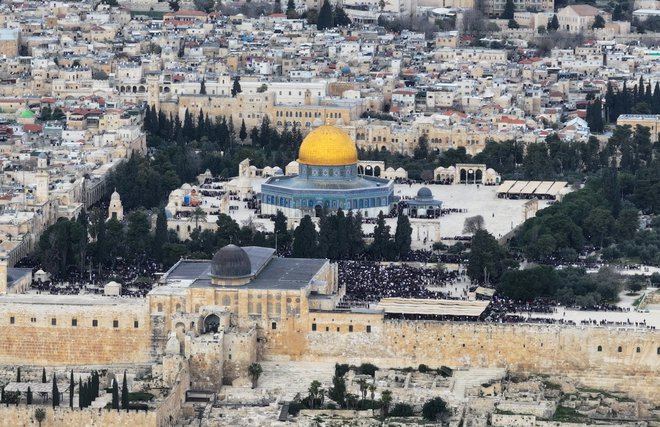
left=298, top=125, right=358, bottom=166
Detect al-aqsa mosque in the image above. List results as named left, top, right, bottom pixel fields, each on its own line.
left=260, top=125, right=395, bottom=218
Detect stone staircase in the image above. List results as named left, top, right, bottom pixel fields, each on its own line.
left=450, top=368, right=506, bottom=401
left=254, top=361, right=335, bottom=402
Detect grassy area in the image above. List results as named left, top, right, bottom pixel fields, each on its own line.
left=542, top=381, right=562, bottom=390
left=551, top=406, right=589, bottom=423
left=633, top=294, right=645, bottom=308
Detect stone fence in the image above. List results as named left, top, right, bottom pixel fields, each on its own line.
left=0, top=405, right=156, bottom=427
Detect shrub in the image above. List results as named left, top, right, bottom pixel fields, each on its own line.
left=418, top=364, right=429, bottom=373
left=358, top=363, right=379, bottom=377
left=334, top=363, right=350, bottom=378
left=422, top=397, right=447, bottom=421
left=388, top=403, right=414, bottom=417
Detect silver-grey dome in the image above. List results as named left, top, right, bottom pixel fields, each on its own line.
left=211, top=244, right=251, bottom=278
left=416, top=187, right=433, bottom=199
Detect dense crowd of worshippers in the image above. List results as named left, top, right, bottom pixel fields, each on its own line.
left=28, top=259, right=158, bottom=298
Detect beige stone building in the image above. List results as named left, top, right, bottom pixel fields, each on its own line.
left=617, top=114, right=660, bottom=142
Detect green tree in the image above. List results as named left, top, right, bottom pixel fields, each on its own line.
left=333, top=5, right=351, bottom=26
left=42, top=368, right=46, bottom=383
left=467, top=229, right=511, bottom=284
left=69, top=370, right=74, bottom=408
left=328, top=375, right=347, bottom=407
left=231, top=77, right=242, bottom=97
left=592, top=14, right=605, bottom=29
left=27, top=387, right=32, bottom=405
left=52, top=374, right=59, bottom=407
left=317, top=0, right=334, bottom=30
left=413, top=134, right=429, bottom=160
left=153, top=208, right=168, bottom=262
left=248, top=363, right=263, bottom=388
left=121, top=371, right=129, bottom=411
left=308, top=380, right=324, bottom=409
left=548, top=14, right=559, bottom=31
left=168, top=0, right=180, bottom=10
left=394, top=213, right=412, bottom=258
left=200, top=78, right=206, bottom=95
left=380, top=390, right=393, bottom=416
left=508, top=19, right=519, bottom=29
left=111, top=379, right=119, bottom=410
left=17, top=367, right=20, bottom=382
left=286, top=0, right=298, bottom=18
left=422, top=397, right=447, bottom=421
left=500, top=0, right=514, bottom=19
left=239, top=119, right=247, bottom=142
left=191, top=207, right=207, bottom=231
left=370, top=211, right=392, bottom=259
left=34, top=408, right=46, bottom=427
left=584, top=207, right=615, bottom=248
left=274, top=210, right=292, bottom=251
left=293, top=215, right=318, bottom=257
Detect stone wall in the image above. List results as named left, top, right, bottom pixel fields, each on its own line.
left=264, top=318, right=660, bottom=401
left=491, top=414, right=536, bottom=426
left=0, top=406, right=156, bottom=427
left=0, top=298, right=151, bottom=365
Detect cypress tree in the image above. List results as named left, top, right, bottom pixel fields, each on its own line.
left=79, top=378, right=84, bottom=408
left=69, top=371, right=74, bottom=408
left=500, top=0, right=514, bottom=19
left=200, top=78, right=206, bottom=95
left=16, top=367, right=20, bottom=382
left=371, top=211, right=392, bottom=260
left=111, top=379, right=119, bottom=410
left=121, top=371, right=129, bottom=411
left=231, top=77, right=242, bottom=97
left=52, top=374, right=60, bottom=407
left=292, top=215, right=318, bottom=258
left=548, top=14, right=559, bottom=31
left=239, top=119, right=247, bottom=142
left=653, top=81, right=660, bottom=113
left=317, top=0, right=334, bottom=30
left=394, top=213, right=413, bottom=259
left=42, top=368, right=47, bottom=383
left=26, top=387, right=32, bottom=405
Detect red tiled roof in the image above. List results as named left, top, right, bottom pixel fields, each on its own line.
left=23, top=124, right=42, bottom=133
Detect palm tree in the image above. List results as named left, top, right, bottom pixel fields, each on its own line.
left=358, top=379, right=368, bottom=403
left=368, top=384, right=376, bottom=401
left=34, top=408, right=46, bottom=427
left=247, top=363, right=262, bottom=389
left=191, top=207, right=207, bottom=230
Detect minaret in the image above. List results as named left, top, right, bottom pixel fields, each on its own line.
left=108, top=189, right=124, bottom=221
left=35, top=152, right=49, bottom=204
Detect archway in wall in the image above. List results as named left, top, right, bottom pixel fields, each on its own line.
left=315, top=205, right=323, bottom=218
left=460, top=169, right=467, bottom=183
left=365, top=165, right=373, bottom=176
left=374, top=166, right=381, bottom=176
left=475, top=169, right=483, bottom=183
left=357, top=165, right=364, bottom=175
left=204, top=314, right=220, bottom=333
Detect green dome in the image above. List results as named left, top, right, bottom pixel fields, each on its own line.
left=19, top=110, right=35, bottom=118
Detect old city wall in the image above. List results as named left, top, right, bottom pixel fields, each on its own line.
left=0, top=406, right=157, bottom=427
left=0, top=299, right=152, bottom=365
left=264, top=318, right=660, bottom=401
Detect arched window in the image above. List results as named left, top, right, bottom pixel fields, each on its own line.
left=597, top=345, right=602, bottom=352
left=175, top=303, right=181, bottom=313
left=636, top=347, right=640, bottom=353
left=617, top=346, right=622, bottom=353
left=157, top=303, right=163, bottom=312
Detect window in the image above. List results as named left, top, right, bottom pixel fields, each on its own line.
left=113, top=320, right=119, bottom=328
left=157, top=303, right=163, bottom=312
left=617, top=346, right=622, bottom=353
left=134, top=321, right=139, bottom=328
left=636, top=347, right=641, bottom=353
left=71, top=319, right=77, bottom=327
left=597, top=345, right=602, bottom=352
left=9, top=316, right=14, bottom=324
left=271, top=322, right=277, bottom=330
left=336, top=327, right=340, bottom=332
left=30, top=317, right=36, bottom=323
left=325, top=327, right=329, bottom=332
left=51, top=318, right=56, bottom=326
left=366, top=325, right=371, bottom=333
left=312, top=323, right=317, bottom=331
left=349, top=325, right=353, bottom=332
left=92, top=319, right=98, bottom=327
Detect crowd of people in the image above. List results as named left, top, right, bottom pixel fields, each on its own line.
left=27, top=259, right=159, bottom=298
left=338, top=261, right=461, bottom=305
